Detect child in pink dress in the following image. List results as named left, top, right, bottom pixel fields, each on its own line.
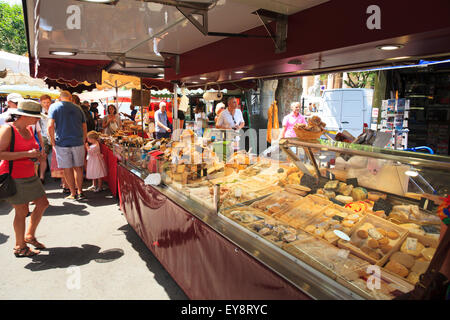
left=85, top=131, right=107, bottom=192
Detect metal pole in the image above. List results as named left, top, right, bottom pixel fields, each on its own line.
left=140, top=79, right=144, bottom=134
left=173, top=82, right=179, bottom=140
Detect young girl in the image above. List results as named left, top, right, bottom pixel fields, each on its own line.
left=85, top=131, right=107, bottom=192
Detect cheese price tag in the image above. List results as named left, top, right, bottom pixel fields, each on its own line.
left=372, top=198, right=393, bottom=216
left=406, top=237, right=418, bottom=251
left=325, top=170, right=335, bottom=180
left=346, top=178, right=358, bottom=187
left=419, top=197, right=435, bottom=211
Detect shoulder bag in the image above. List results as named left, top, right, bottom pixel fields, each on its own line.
left=0, top=125, right=17, bottom=199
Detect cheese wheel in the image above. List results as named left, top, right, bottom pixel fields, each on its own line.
left=351, top=187, right=368, bottom=201
left=378, top=237, right=390, bottom=246
left=401, top=239, right=425, bottom=257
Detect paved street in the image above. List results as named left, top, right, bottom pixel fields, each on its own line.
left=0, top=175, right=188, bottom=300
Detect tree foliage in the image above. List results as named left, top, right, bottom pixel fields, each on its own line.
left=344, top=72, right=376, bottom=89
left=0, top=2, right=27, bottom=56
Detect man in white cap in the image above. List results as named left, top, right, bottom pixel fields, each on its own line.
left=0, top=93, right=23, bottom=125
left=154, top=101, right=171, bottom=139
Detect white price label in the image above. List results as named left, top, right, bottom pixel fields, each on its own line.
left=406, top=237, right=418, bottom=251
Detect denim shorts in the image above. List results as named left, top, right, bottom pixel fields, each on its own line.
left=54, top=145, right=86, bottom=168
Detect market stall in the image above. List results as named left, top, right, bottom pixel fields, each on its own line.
left=21, top=0, right=450, bottom=300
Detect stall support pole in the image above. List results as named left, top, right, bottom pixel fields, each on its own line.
left=140, top=79, right=144, bottom=133
left=173, top=82, right=179, bottom=139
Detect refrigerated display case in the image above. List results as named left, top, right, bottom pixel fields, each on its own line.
left=116, top=137, right=449, bottom=299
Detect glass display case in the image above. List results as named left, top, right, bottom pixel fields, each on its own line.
left=216, top=138, right=449, bottom=300
left=114, top=134, right=449, bottom=299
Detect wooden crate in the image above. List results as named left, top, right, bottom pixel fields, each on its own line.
left=338, top=213, right=409, bottom=266
left=284, top=237, right=370, bottom=282
left=382, top=232, right=438, bottom=285
left=301, top=203, right=365, bottom=245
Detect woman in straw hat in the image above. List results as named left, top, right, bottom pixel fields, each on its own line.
left=0, top=100, right=49, bottom=257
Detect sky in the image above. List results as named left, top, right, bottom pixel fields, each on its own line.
left=1, top=0, right=22, bottom=5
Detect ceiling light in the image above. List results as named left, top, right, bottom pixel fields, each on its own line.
left=200, top=77, right=207, bottom=80
left=234, top=71, right=245, bottom=74
left=377, top=44, right=403, bottom=51
left=288, top=59, right=303, bottom=65
left=77, top=0, right=118, bottom=4
left=158, top=74, right=164, bottom=77
left=386, top=56, right=411, bottom=60
left=49, top=50, right=77, bottom=56
left=191, top=81, right=199, bottom=84
left=405, top=169, right=419, bottom=177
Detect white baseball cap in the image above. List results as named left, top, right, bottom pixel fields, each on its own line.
left=215, top=102, right=225, bottom=113
left=6, top=93, right=23, bottom=103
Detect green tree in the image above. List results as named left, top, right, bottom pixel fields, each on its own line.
left=0, top=2, right=27, bottom=55
left=344, top=71, right=376, bottom=89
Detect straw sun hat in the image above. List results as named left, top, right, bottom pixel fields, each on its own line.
left=10, top=99, right=45, bottom=118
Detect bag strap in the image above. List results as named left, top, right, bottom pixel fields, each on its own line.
left=8, top=124, right=15, bottom=174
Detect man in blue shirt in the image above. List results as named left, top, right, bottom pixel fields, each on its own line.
left=47, top=91, right=87, bottom=200
left=154, top=102, right=171, bottom=139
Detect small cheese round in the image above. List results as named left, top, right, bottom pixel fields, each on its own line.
left=387, top=231, right=400, bottom=240
left=368, top=239, right=379, bottom=249
left=378, top=237, right=390, bottom=246
left=357, top=229, right=369, bottom=239
left=380, top=244, right=393, bottom=254
left=385, top=260, right=409, bottom=277
left=376, top=228, right=387, bottom=237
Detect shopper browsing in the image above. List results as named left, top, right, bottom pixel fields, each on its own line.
left=154, top=101, right=171, bottom=139
left=85, top=131, right=107, bottom=193
left=0, top=93, right=23, bottom=126
left=280, top=102, right=307, bottom=138
left=216, top=97, right=245, bottom=130
left=47, top=91, right=87, bottom=200
left=0, top=100, right=49, bottom=257
left=102, top=104, right=122, bottom=135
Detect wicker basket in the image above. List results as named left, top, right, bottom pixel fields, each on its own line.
left=293, top=127, right=325, bottom=141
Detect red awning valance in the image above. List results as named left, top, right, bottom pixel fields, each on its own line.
left=30, top=57, right=110, bottom=84
left=44, top=78, right=97, bottom=94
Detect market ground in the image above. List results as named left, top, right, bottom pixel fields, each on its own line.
left=0, top=175, right=188, bottom=300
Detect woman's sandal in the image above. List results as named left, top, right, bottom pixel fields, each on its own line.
left=24, top=237, right=46, bottom=249
left=13, top=246, right=40, bottom=257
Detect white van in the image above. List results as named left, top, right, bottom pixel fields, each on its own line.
left=318, top=88, right=374, bottom=138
